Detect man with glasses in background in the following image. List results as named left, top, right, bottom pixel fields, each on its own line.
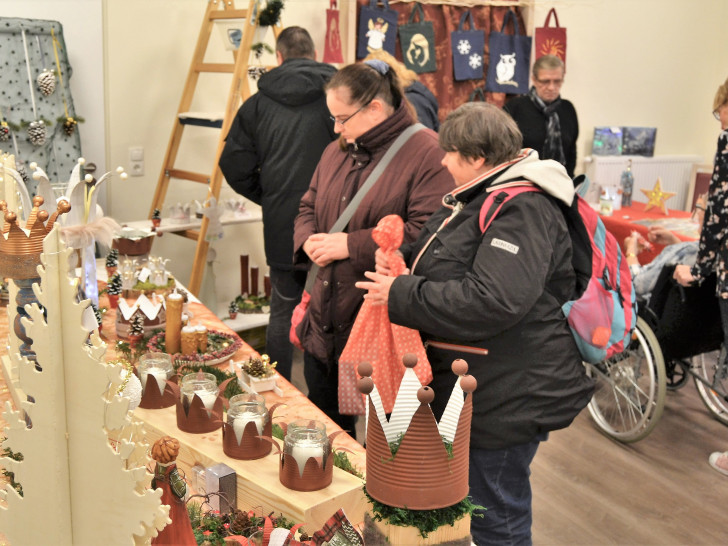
left=219, top=27, right=336, bottom=382
left=504, top=55, right=579, bottom=177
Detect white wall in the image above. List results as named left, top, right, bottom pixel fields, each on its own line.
left=530, top=0, right=728, bottom=168
left=5, top=0, right=727, bottom=313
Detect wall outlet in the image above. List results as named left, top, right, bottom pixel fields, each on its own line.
left=129, top=146, right=144, bottom=176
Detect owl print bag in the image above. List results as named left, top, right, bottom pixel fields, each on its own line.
left=485, top=9, right=531, bottom=93
left=398, top=2, right=436, bottom=74
left=451, top=9, right=485, bottom=81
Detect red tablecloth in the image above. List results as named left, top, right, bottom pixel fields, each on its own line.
left=600, top=202, right=699, bottom=264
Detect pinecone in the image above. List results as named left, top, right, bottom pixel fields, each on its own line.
left=245, top=357, right=266, bottom=377
left=63, top=117, right=77, bottom=136
left=0, top=122, right=9, bottom=142
left=107, top=273, right=123, bottom=296
left=37, top=68, right=56, bottom=96
left=105, top=249, right=119, bottom=268
left=27, top=120, right=47, bottom=146
left=129, top=313, right=145, bottom=337
left=16, top=165, right=29, bottom=184
left=229, top=509, right=250, bottom=535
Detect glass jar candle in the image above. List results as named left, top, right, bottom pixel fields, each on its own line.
left=180, top=372, right=218, bottom=414
left=138, top=352, right=173, bottom=395
left=284, top=420, right=329, bottom=472
left=227, top=393, right=268, bottom=444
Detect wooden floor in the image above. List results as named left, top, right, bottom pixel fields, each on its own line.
left=531, top=376, right=728, bottom=545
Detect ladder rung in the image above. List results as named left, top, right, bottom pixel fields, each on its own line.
left=196, top=62, right=235, bottom=73
left=174, top=230, right=200, bottom=241
left=168, top=169, right=210, bottom=184
left=209, top=9, right=247, bottom=20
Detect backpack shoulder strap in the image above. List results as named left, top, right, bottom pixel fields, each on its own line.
left=479, top=182, right=541, bottom=233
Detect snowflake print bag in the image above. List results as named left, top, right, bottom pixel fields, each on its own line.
left=338, top=215, right=432, bottom=415
left=534, top=7, right=566, bottom=67
left=485, top=9, right=531, bottom=93
left=451, top=10, right=485, bottom=81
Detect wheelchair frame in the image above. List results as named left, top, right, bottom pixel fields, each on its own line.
left=584, top=265, right=727, bottom=442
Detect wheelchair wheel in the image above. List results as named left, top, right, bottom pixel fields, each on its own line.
left=585, top=317, right=667, bottom=442
left=693, top=350, right=728, bottom=426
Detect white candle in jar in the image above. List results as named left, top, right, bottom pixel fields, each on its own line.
left=141, top=367, right=168, bottom=394
left=232, top=411, right=264, bottom=444
left=291, top=439, right=325, bottom=473
left=195, top=391, right=218, bottom=415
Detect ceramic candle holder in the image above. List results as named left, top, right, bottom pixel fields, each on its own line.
left=279, top=419, right=334, bottom=491
left=221, top=394, right=279, bottom=460
left=137, top=352, right=176, bottom=409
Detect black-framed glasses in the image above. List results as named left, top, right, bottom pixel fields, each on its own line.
left=330, top=102, right=369, bottom=126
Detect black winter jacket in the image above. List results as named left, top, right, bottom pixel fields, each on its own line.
left=219, top=58, right=337, bottom=269
left=388, top=151, right=594, bottom=449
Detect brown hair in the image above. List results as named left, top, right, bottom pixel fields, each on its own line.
left=325, top=61, right=415, bottom=119
left=151, top=436, right=180, bottom=464
left=439, top=103, right=522, bottom=166
left=276, top=26, right=315, bottom=60
left=714, top=77, right=728, bottom=112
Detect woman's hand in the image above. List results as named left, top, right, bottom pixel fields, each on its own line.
left=355, top=270, right=401, bottom=306
left=647, top=226, right=680, bottom=246
left=673, top=264, right=697, bottom=287
left=374, top=248, right=404, bottom=275
left=304, top=233, right=349, bottom=267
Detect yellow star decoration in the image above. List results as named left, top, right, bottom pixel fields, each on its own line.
left=641, top=177, right=676, bottom=215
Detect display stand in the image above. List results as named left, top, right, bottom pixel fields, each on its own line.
left=0, top=228, right=168, bottom=545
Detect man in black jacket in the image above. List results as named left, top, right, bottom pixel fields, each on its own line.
left=219, top=27, right=336, bottom=380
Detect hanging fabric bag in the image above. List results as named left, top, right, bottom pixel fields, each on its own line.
left=534, top=7, right=566, bottom=66
left=468, top=86, right=487, bottom=102
left=323, top=0, right=344, bottom=63
left=485, top=9, right=532, bottom=93
left=398, top=2, right=436, bottom=74
left=451, top=10, right=485, bottom=81
left=357, top=0, right=399, bottom=59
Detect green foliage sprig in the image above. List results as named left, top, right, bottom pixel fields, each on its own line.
left=256, top=0, right=284, bottom=26
left=176, top=362, right=243, bottom=400
left=1, top=437, right=24, bottom=497
left=365, top=489, right=484, bottom=538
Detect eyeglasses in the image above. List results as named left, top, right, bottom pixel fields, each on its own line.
left=714, top=110, right=721, bottom=121
left=330, top=102, right=369, bottom=127
left=534, top=78, right=564, bottom=86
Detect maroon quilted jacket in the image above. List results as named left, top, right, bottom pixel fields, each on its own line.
left=293, top=104, right=453, bottom=364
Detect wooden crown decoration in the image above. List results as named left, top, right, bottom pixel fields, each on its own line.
left=357, top=355, right=477, bottom=510
left=0, top=196, right=70, bottom=278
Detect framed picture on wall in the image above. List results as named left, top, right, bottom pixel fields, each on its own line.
left=592, top=126, right=623, bottom=155
left=622, top=127, right=657, bottom=157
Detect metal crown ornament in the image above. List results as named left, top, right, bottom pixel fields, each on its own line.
left=0, top=196, right=70, bottom=279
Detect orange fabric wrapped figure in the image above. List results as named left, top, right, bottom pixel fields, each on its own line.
left=338, top=214, right=432, bottom=414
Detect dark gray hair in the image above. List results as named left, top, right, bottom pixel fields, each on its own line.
left=276, top=26, right=315, bottom=60
left=439, top=103, right=522, bottom=165
left=532, top=54, right=564, bottom=79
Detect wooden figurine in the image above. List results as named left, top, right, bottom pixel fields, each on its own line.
left=150, top=436, right=196, bottom=545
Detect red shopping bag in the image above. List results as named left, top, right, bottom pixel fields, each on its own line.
left=338, top=215, right=432, bottom=415
left=534, top=7, right=566, bottom=65
left=323, top=0, right=344, bottom=64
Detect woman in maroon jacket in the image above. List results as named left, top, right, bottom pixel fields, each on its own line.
left=292, top=60, right=452, bottom=434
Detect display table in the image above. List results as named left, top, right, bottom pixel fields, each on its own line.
left=599, top=202, right=699, bottom=264
left=0, top=291, right=367, bottom=532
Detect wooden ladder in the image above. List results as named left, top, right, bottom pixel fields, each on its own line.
left=148, top=0, right=281, bottom=296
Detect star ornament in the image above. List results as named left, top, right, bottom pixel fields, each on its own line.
left=641, top=177, right=676, bottom=215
